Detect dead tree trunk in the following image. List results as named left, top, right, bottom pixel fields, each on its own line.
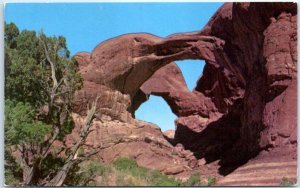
left=45, top=156, right=76, bottom=186
left=23, top=160, right=40, bottom=186
left=45, top=97, right=98, bottom=186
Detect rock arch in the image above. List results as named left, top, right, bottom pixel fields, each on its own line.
left=73, top=2, right=297, bottom=178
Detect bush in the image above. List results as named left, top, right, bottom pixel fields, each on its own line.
left=182, top=173, right=201, bottom=186
left=4, top=150, right=22, bottom=186
left=112, top=157, right=181, bottom=186
left=65, top=161, right=111, bottom=186
left=280, top=177, right=294, bottom=186
left=71, top=158, right=214, bottom=186
left=112, top=157, right=138, bottom=171
left=207, top=176, right=217, bottom=186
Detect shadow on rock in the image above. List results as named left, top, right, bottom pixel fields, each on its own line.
left=174, top=111, right=260, bottom=175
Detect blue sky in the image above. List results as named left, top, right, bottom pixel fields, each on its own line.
left=5, top=3, right=223, bottom=131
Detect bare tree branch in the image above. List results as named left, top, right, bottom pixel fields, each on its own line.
left=41, top=125, right=60, bottom=158
left=45, top=96, right=99, bottom=186
left=39, top=36, right=58, bottom=90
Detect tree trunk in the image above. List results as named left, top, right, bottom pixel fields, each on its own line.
left=23, top=166, right=34, bottom=185
left=44, top=97, right=98, bottom=186
left=23, top=162, right=39, bottom=186
left=45, top=158, right=76, bottom=186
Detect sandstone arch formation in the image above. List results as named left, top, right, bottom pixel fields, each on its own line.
left=72, top=2, right=297, bottom=185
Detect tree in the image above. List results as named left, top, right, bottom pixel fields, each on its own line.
left=45, top=97, right=99, bottom=186
left=4, top=22, right=97, bottom=186
left=4, top=22, right=19, bottom=48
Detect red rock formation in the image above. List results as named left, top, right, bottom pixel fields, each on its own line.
left=73, top=52, right=91, bottom=69
left=75, top=33, right=224, bottom=99
left=65, top=114, right=200, bottom=180
left=216, top=147, right=297, bottom=185
left=194, top=2, right=297, bottom=168
left=72, top=2, right=297, bottom=185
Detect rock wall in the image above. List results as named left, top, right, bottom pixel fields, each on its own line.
left=194, top=2, right=297, bottom=168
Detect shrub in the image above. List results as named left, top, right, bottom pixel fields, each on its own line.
left=73, top=158, right=213, bottom=186
left=65, top=161, right=111, bottom=186
left=207, top=176, right=217, bottom=186
left=112, top=157, right=138, bottom=171
left=280, top=177, right=294, bottom=186
left=113, top=157, right=181, bottom=186
left=182, top=173, right=201, bottom=186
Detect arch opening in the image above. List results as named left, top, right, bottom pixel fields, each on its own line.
left=175, top=60, right=205, bottom=92
left=135, top=95, right=177, bottom=131
left=134, top=60, right=205, bottom=132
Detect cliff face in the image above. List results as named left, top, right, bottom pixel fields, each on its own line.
left=71, top=2, right=297, bottom=185
left=194, top=2, right=297, bottom=168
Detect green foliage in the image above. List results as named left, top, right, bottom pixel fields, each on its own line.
left=112, top=157, right=202, bottom=186
left=65, top=157, right=216, bottom=186
left=5, top=22, right=82, bottom=108
left=57, top=118, right=75, bottom=141
left=65, top=161, right=112, bottom=186
left=39, top=154, right=66, bottom=180
left=70, top=158, right=206, bottom=186
left=151, top=171, right=181, bottom=186
left=4, top=22, right=19, bottom=48
left=112, top=157, right=138, bottom=171
left=5, top=29, right=48, bottom=106
left=5, top=99, right=51, bottom=146
left=4, top=22, right=82, bottom=145
left=4, top=150, right=22, bottom=186
left=85, top=161, right=111, bottom=176
left=4, top=22, right=83, bottom=185
left=182, top=173, right=201, bottom=186
left=112, top=157, right=180, bottom=186
left=5, top=49, right=47, bottom=107
left=5, top=169, right=21, bottom=186
left=77, top=147, right=85, bottom=157
left=280, top=177, right=294, bottom=186
left=207, top=176, right=216, bottom=186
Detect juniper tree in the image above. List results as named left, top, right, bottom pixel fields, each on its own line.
left=5, top=22, right=98, bottom=186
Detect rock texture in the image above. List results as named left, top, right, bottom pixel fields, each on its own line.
left=71, top=2, right=297, bottom=186
left=66, top=113, right=200, bottom=180
left=193, top=2, right=297, bottom=169
left=216, top=147, right=297, bottom=186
